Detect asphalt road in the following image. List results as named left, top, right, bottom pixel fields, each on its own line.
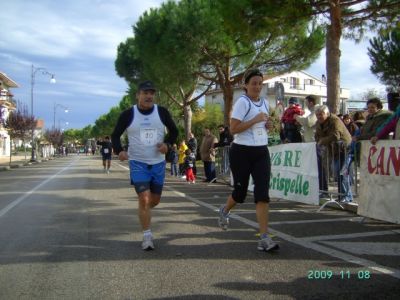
left=0, top=155, right=399, bottom=300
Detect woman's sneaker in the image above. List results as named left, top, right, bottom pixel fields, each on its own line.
left=257, top=235, right=279, bottom=252
left=142, top=235, right=155, bottom=251
left=218, top=205, right=229, bottom=230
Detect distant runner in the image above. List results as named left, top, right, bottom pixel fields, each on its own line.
left=96, top=136, right=112, bottom=174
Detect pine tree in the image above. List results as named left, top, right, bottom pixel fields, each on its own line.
left=368, top=28, right=400, bottom=90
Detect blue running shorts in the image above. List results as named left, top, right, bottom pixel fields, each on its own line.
left=129, top=160, right=166, bottom=195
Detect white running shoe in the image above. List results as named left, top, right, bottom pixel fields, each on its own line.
left=257, top=236, right=279, bottom=252
left=142, top=235, right=154, bottom=251
left=218, top=205, right=229, bottom=230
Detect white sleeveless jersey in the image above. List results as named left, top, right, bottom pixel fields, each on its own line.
left=231, top=95, right=269, bottom=146
left=127, top=104, right=166, bottom=164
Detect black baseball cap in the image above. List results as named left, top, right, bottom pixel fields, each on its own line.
left=138, top=80, right=156, bottom=91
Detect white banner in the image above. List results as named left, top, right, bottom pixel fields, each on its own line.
left=358, top=140, right=400, bottom=224
left=248, top=143, right=319, bottom=205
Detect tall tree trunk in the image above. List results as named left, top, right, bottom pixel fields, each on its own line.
left=183, top=102, right=192, bottom=140
left=217, top=61, right=234, bottom=126
left=23, top=140, right=27, bottom=161
left=326, top=0, right=342, bottom=114
left=9, top=138, right=12, bottom=166
left=223, top=84, right=234, bottom=126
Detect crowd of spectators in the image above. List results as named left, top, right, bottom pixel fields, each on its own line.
left=168, top=92, right=399, bottom=203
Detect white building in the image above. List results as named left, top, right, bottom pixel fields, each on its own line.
left=205, top=70, right=350, bottom=114
left=0, top=71, right=18, bottom=157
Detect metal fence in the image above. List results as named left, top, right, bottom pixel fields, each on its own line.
left=214, top=137, right=281, bottom=178
left=214, top=141, right=361, bottom=204
left=215, top=146, right=231, bottom=183
left=317, top=141, right=359, bottom=204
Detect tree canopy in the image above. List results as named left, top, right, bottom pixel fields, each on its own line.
left=116, top=0, right=325, bottom=127
left=182, top=0, right=325, bottom=124
left=116, top=1, right=215, bottom=139
left=7, top=102, right=36, bottom=142
left=303, top=0, right=400, bottom=112
left=368, top=27, right=400, bottom=90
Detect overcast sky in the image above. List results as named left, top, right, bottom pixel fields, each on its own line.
left=0, top=0, right=386, bottom=130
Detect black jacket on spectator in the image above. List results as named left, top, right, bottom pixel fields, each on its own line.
left=214, top=127, right=233, bottom=148
left=187, top=137, right=197, bottom=153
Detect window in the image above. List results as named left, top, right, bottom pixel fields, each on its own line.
left=304, top=79, right=314, bottom=85
left=290, top=77, right=299, bottom=89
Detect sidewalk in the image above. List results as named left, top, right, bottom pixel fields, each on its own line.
left=0, top=153, right=47, bottom=171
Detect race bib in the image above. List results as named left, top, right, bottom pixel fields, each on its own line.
left=140, top=128, right=158, bottom=146
left=252, top=123, right=268, bottom=145
left=103, top=148, right=109, bottom=154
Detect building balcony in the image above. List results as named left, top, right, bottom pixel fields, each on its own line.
left=0, top=93, right=17, bottom=109
left=266, top=82, right=350, bottom=100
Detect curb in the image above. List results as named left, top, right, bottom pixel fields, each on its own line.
left=10, top=164, right=25, bottom=169
left=0, top=158, right=49, bottom=172
left=0, top=166, right=11, bottom=171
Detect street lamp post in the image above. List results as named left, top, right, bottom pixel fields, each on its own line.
left=58, top=118, right=69, bottom=129
left=30, top=64, right=56, bottom=162
left=53, top=103, right=68, bottom=129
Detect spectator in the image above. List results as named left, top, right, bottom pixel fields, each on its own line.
left=184, top=148, right=196, bottom=184
left=200, top=127, right=218, bottom=183
left=371, top=92, right=400, bottom=144
left=213, top=125, right=233, bottom=174
left=281, top=97, right=304, bottom=143
left=342, top=114, right=359, bottom=136
left=187, top=132, right=198, bottom=175
left=342, top=114, right=359, bottom=182
left=178, top=140, right=188, bottom=178
left=294, top=95, right=319, bottom=142
left=169, top=144, right=179, bottom=177
left=213, top=125, right=233, bottom=148
left=315, top=105, right=353, bottom=202
left=352, top=111, right=366, bottom=131
left=354, top=98, right=392, bottom=141
left=353, top=98, right=391, bottom=166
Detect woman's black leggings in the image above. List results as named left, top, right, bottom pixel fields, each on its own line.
left=229, top=143, right=271, bottom=203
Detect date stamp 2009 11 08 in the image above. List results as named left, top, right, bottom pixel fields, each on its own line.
left=307, top=270, right=371, bottom=280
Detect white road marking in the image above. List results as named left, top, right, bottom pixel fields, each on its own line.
left=0, top=160, right=76, bottom=218
left=267, top=228, right=400, bottom=279
left=165, top=185, right=400, bottom=280
left=320, top=241, right=400, bottom=256
left=115, top=162, right=129, bottom=170
left=269, top=217, right=363, bottom=225
left=111, top=166, right=400, bottom=279
left=302, top=230, right=400, bottom=242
